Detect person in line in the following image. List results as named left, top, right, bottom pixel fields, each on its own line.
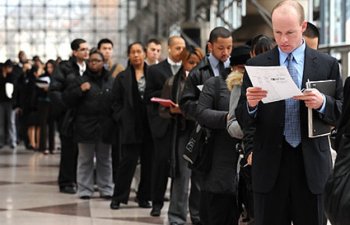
left=236, top=1, right=343, bottom=224
left=303, top=21, right=320, bottom=50
left=0, top=59, right=17, bottom=149
left=144, top=36, right=186, bottom=217
left=12, top=51, right=31, bottom=149
left=226, top=45, right=251, bottom=223
left=62, top=50, right=114, bottom=199
left=160, top=46, right=204, bottom=225
left=227, top=36, right=275, bottom=223
left=42, top=60, right=56, bottom=154
left=109, top=42, right=153, bottom=210
left=97, top=38, right=124, bottom=78
left=196, top=54, right=240, bottom=225
left=179, top=26, right=234, bottom=225
left=145, top=38, right=162, bottom=65
left=49, top=38, right=89, bottom=194
left=26, top=65, right=45, bottom=151
left=179, top=26, right=233, bottom=121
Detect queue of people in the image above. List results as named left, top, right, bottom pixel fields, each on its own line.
left=1, top=1, right=349, bottom=225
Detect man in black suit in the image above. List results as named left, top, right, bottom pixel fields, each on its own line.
left=145, top=36, right=186, bottom=217
left=236, top=1, right=343, bottom=225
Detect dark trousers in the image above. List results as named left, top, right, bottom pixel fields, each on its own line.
left=254, top=141, right=325, bottom=225
left=151, top=134, right=171, bottom=207
left=58, top=134, right=78, bottom=188
left=38, top=101, right=49, bottom=151
left=111, top=143, right=120, bottom=183
left=113, top=142, right=152, bottom=203
left=47, top=104, right=56, bottom=151
left=200, top=190, right=239, bottom=225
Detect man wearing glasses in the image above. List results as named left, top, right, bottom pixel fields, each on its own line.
left=49, top=38, right=89, bottom=195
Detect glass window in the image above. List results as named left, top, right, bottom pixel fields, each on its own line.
left=0, top=1, right=125, bottom=63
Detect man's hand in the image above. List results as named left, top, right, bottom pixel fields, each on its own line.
left=293, top=88, right=324, bottom=109
left=80, top=82, right=91, bottom=92
left=246, top=152, right=253, bottom=166
left=246, top=87, right=267, bottom=108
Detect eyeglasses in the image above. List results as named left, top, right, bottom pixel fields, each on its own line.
left=88, top=59, right=103, bottom=63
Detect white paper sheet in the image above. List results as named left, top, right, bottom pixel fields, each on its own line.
left=5, top=83, right=14, bottom=99
left=245, top=66, right=303, bottom=103
left=196, top=85, right=203, bottom=91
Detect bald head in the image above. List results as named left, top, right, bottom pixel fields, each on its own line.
left=271, top=0, right=307, bottom=53
left=272, top=0, right=305, bottom=25
left=167, top=36, right=186, bottom=63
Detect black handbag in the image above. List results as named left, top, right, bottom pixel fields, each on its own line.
left=324, top=125, right=350, bottom=225
left=183, top=123, right=214, bottom=173
left=183, top=77, right=220, bottom=173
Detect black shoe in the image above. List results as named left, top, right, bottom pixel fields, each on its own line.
left=101, top=195, right=112, bottom=200
left=150, top=205, right=161, bottom=217
left=110, top=199, right=120, bottom=210
left=80, top=195, right=90, bottom=200
left=138, top=200, right=151, bottom=208
left=60, top=186, right=76, bottom=194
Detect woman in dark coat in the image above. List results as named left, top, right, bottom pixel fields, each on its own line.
left=196, top=71, right=240, bottom=225
left=159, top=46, right=204, bottom=225
left=110, top=42, right=153, bottom=210
left=62, top=50, right=114, bottom=199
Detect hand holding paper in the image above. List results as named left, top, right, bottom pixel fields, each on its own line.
left=246, top=87, right=268, bottom=108
left=245, top=66, right=302, bottom=103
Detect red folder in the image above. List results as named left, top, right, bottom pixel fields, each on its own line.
left=151, top=97, right=176, bottom=107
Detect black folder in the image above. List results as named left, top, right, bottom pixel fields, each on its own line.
left=306, top=80, right=336, bottom=138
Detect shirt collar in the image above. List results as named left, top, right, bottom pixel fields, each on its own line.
left=167, top=57, right=182, bottom=66
left=208, top=53, right=230, bottom=69
left=279, top=40, right=306, bottom=65
left=77, top=61, right=86, bottom=76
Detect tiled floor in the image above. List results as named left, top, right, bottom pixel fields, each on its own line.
left=0, top=145, right=333, bottom=225
left=0, top=145, right=171, bottom=225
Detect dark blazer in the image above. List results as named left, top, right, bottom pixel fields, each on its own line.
left=197, top=75, right=239, bottom=193
left=144, top=59, right=173, bottom=138
left=112, top=64, right=151, bottom=144
left=236, top=46, right=343, bottom=195
left=335, top=77, right=350, bottom=150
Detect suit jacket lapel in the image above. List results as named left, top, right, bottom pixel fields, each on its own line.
left=301, top=47, right=318, bottom=89
left=163, top=60, right=173, bottom=78
left=123, top=67, right=135, bottom=108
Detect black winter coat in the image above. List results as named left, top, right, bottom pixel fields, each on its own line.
left=49, top=56, right=82, bottom=119
left=111, top=64, right=152, bottom=144
left=179, top=56, right=214, bottom=121
left=62, top=68, right=114, bottom=144
left=197, top=75, right=240, bottom=194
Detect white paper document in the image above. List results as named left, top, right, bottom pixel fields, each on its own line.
left=196, top=85, right=203, bottom=91
left=5, top=83, right=14, bottom=99
left=245, top=66, right=303, bottom=103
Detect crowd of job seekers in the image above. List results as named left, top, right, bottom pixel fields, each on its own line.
left=1, top=1, right=350, bottom=224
